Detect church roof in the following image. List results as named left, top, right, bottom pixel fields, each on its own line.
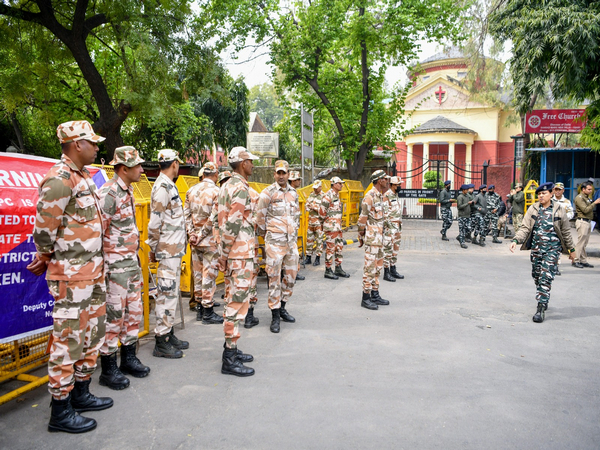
left=412, top=116, right=476, bottom=135
left=419, top=47, right=465, bottom=65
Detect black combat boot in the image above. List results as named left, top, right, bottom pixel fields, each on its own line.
left=361, top=292, right=378, bottom=310
left=390, top=265, right=404, bottom=279
left=244, top=306, right=259, bottom=329
left=304, top=255, right=312, bottom=265
left=221, top=347, right=255, bottom=377
left=460, top=243, right=468, bottom=249
left=383, top=267, right=396, bottom=282
left=202, top=306, right=224, bottom=325
left=196, top=304, right=204, bottom=321
left=48, top=395, right=97, bottom=434
left=324, top=267, right=339, bottom=280
left=313, top=255, right=321, bottom=266
left=492, top=231, right=502, bottom=244
left=465, top=233, right=472, bottom=243
left=99, top=353, right=130, bottom=390
left=270, top=309, right=281, bottom=333
left=296, top=273, right=306, bottom=281
left=70, top=379, right=113, bottom=412
left=334, top=265, right=350, bottom=278
left=441, top=232, right=449, bottom=241
left=168, top=328, right=189, bottom=349
left=120, top=343, right=150, bottom=378
left=370, top=290, right=390, bottom=306
left=222, top=342, right=253, bottom=363
left=532, top=302, right=545, bottom=323
left=153, top=334, right=183, bottom=359
left=479, top=237, right=486, bottom=247
left=280, top=301, right=296, bottom=323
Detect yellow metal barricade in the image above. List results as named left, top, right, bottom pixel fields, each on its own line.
left=344, top=180, right=364, bottom=226
left=524, top=180, right=539, bottom=213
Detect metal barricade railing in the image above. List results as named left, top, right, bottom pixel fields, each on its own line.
left=524, top=180, right=539, bottom=214
left=344, top=180, right=364, bottom=227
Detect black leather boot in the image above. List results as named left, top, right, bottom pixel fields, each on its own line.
left=221, top=347, right=255, bottom=377
left=196, top=304, right=204, bottom=321
left=48, top=395, right=97, bottom=433
left=370, top=290, right=390, bottom=306
left=270, top=309, right=281, bottom=333
left=492, top=231, right=502, bottom=244
left=361, top=292, right=378, bottom=310
left=324, top=267, right=339, bottom=280
left=533, top=302, right=545, bottom=323
left=313, top=255, right=321, bottom=266
left=441, top=232, right=449, bottom=241
left=244, top=306, right=259, bottom=329
left=383, top=267, right=396, bottom=282
left=479, top=237, right=486, bottom=247
left=296, top=273, right=306, bottom=281
left=202, top=306, right=224, bottom=325
left=390, top=265, right=404, bottom=279
left=334, top=265, right=350, bottom=278
left=99, top=353, right=130, bottom=390
left=120, top=343, right=150, bottom=378
left=153, top=334, right=183, bottom=359
left=70, top=379, right=113, bottom=412
left=280, top=301, right=296, bottom=323
left=304, top=255, right=312, bottom=265
left=169, top=328, right=189, bottom=349
left=222, top=342, right=253, bottom=363
left=465, top=234, right=472, bottom=243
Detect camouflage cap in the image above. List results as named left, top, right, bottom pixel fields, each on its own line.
left=331, top=176, right=345, bottom=184
left=198, top=167, right=205, bottom=178
left=274, top=160, right=289, bottom=173
left=515, top=183, right=523, bottom=189
left=157, top=149, right=183, bottom=163
left=218, top=170, right=232, bottom=185
left=110, top=146, right=144, bottom=168
left=289, top=170, right=301, bottom=181
left=554, top=182, right=565, bottom=190
left=370, top=170, right=388, bottom=183
left=56, top=120, right=105, bottom=144
left=389, top=176, right=403, bottom=185
left=313, top=180, right=322, bottom=189
left=202, top=161, right=218, bottom=174
left=229, top=146, right=259, bottom=163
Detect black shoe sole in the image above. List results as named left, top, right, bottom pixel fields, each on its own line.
left=48, top=422, right=97, bottom=434
left=244, top=321, right=259, bottom=329
left=202, top=319, right=224, bottom=325
left=280, top=318, right=295, bottom=323
left=72, top=402, right=114, bottom=413
left=361, top=303, right=379, bottom=310
left=152, top=350, right=183, bottom=359
left=324, top=276, right=339, bottom=280
left=383, top=278, right=396, bottom=282
left=221, top=368, right=255, bottom=377
left=98, top=378, right=130, bottom=391
left=120, top=368, right=150, bottom=378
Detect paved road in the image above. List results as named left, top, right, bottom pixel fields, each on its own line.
left=1, top=220, right=599, bottom=450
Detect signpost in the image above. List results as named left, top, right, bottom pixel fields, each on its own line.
left=525, top=109, right=586, bottom=134
left=301, top=105, right=314, bottom=185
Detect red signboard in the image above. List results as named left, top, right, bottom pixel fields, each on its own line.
left=525, top=109, right=586, bottom=134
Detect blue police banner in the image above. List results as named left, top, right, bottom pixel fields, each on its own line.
left=0, top=153, right=106, bottom=343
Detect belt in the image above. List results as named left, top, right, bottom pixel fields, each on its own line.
left=578, top=218, right=591, bottom=223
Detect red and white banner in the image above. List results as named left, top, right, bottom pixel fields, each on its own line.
left=525, top=109, right=586, bottom=134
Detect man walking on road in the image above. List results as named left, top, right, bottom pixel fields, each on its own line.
left=485, top=185, right=502, bottom=244
left=472, top=185, right=488, bottom=246
left=508, top=183, right=525, bottom=233
left=438, top=180, right=454, bottom=241
left=456, top=184, right=472, bottom=249
left=319, top=177, right=349, bottom=280
left=572, top=181, right=600, bottom=268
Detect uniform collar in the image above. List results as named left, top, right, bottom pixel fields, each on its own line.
left=61, top=154, right=90, bottom=175
left=114, top=173, right=134, bottom=195
left=157, top=172, right=176, bottom=188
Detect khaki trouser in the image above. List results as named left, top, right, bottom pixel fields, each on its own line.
left=574, top=219, right=591, bottom=264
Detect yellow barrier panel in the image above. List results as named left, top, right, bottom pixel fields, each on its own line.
left=176, top=175, right=201, bottom=203
left=524, top=180, right=539, bottom=214
left=344, top=180, right=365, bottom=227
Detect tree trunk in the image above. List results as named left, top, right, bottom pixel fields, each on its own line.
left=10, top=112, right=25, bottom=151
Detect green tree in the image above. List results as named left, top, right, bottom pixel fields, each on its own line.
left=249, top=83, right=284, bottom=130
left=202, top=0, right=466, bottom=179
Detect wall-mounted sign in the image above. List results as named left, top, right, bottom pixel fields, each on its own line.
left=525, top=109, right=586, bottom=134
left=246, top=132, right=279, bottom=157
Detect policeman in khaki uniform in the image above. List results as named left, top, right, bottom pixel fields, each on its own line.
left=147, top=149, right=189, bottom=359
left=98, top=146, right=150, bottom=392
left=29, top=120, right=112, bottom=433
left=358, top=170, right=391, bottom=310
left=256, top=160, right=300, bottom=334
left=319, top=176, right=349, bottom=280
left=383, top=176, right=404, bottom=281
left=305, top=180, right=324, bottom=266
left=184, top=161, right=224, bottom=325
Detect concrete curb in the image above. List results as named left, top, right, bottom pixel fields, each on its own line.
left=343, top=239, right=358, bottom=246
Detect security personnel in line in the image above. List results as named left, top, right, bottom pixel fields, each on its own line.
left=508, top=183, right=525, bottom=233
left=572, top=181, right=600, bottom=268
left=438, top=180, right=454, bottom=241
left=288, top=171, right=305, bottom=281
left=484, top=185, right=503, bottom=244
left=319, top=177, right=349, bottom=280
left=456, top=184, right=472, bottom=249
left=383, top=176, right=404, bottom=281
left=466, top=184, right=476, bottom=242
left=472, top=184, right=488, bottom=246
left=305, top=180, right=325, bottom=266
left=510, top=183, right=575, bottom=323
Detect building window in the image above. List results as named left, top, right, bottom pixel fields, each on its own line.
left=457, top=71, right=467, bottom=78
left=422, top=76, right=430, bottom=81
left=515, top=138, right=524, bottom=162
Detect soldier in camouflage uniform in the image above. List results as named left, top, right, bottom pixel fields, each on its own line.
left=472, top=184, right=488, bottom=246
left=245, top=183, right=261, bottom=329
left=466, top=184, right=476, bottom=242
left=484, top=185, right=503, bottom=244
left=28, top=121, right=112, bottom=433
left=438, top=180, right=454, bottom=241
left=358, top=170, right=391, bottom=310
left=147, top=149, right=189, bottom=359
left=456, top=184, right=472, bottom=249
left=319, top=177, right=349, bottom=280
left=508, top=183, right=525, bottom=233
left=510, top=183, right=576, bottom=323
left=217, top=147, right=258, bottom=376
left=256, top=160, right=300, bottom=334
left=288, top=171, right=305, bottom=281
left=305, top=180, right=324, bottom=266
left=98, top=146, right=150, bottom=392
left=383, top=176, right=404, bottom=281
left=185, top=161, right=224, bottom=325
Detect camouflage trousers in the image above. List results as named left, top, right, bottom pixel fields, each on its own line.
left=472, top=214, right=486, bottom=239
left=467, top=215, right=475, bottom=234
left=497, top=215, right=507, bottom=232
left=458, top=217, right=470, bottom=244
left=223, top=258, right=253, bottom=349
left=306, top=224, right=324, bottom=256
left=47, top=277, right=106, bottom=400
left=383, top=222, right=401, bottom=268
left=154, top=257, right=181, bottom=337
left=265, top=239, right=299, bottom=310
left=530, top=249, right=559, bottom=304
left=362, top=245, right=384, bottom=293
left=249, top=241, right=260, bottom=306
left=484, top=213, right=499, bottom=237
left=441, top=208, right=453, bottom=234
left=324, top=231, right=344, bottom=269
left=513, top=213, right=524, bottom=234
left=101, top=269, right=142, bottom=356
left=191, top=246, right=219, bottom=308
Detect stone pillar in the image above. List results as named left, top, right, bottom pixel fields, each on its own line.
left=465, top=143, right=473, bottom=183
left=448, top=141, right=455, bottom=185
left=423, top=142, right=430, bottom=173
left=406, top=143, right=413, bottom=189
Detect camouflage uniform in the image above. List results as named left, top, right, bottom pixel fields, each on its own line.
left=33, top=154, right=106, bottom=400
left=256, top=181, right=300, bottom=310
left=358, top=187, right=388, bottom=293
left=438, top=186, right=453, bottom=235
left=147, top=172, right=187, bottom=336
left=456, top=191, right=471, bottom=245
left=383, top=189, right=402, bottom=268
left=248, top=186, right=260, bottom=306
left=508, top=190, right=525, bottom=233
left=484, top=191, right=501, bottom=238
left=319, top=188, right=344, bottom=269
left=306, top=190, right=324, bottom=257
left=472, top=191, right=487, bottom=241
left=218, top=172, right=256, bottom=349
left=467, top=190, right=476, bottom=236
left=98, top=174, right=142, bottom=356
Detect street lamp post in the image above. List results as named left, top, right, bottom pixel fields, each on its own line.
left=511, top=135, right=524, bottom=187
